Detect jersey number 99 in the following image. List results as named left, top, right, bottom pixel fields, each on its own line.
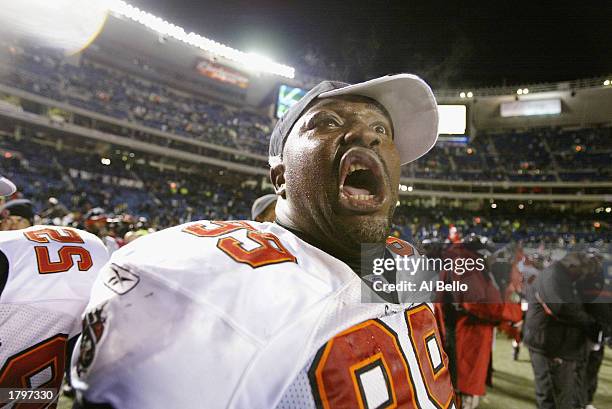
left=309, top=305, right=455, bottom=409
left=183, top=221, right=296, bottom=268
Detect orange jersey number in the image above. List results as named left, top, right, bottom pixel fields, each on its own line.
left=24, top=227, right=93, bottom=274
left=309, top=305, right=455, bottom=409
left=0, top=334, right=68, bottom=409
left=183, top=221, right=296, bottom=268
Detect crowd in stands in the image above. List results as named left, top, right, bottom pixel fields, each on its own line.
left=391, top=207, right=609, bottom=245
left=2, top=45, right=271, bottom=156
left=0, top=130, right=608, bottom=245
left=0, top=132, right=259, bottom=228
left=1, top=44, right=611, bottom=185
left=404, top=127, right=612, bottom=182
left=0, top=45, right=609, bottom=246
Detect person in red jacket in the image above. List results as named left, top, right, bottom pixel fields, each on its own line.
left=442, top=235, right=518, bottom=409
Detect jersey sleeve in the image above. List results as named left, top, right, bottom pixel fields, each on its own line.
left=70, top=260, right=185, bottom=406
left=70, top=223, right=268, bottom=408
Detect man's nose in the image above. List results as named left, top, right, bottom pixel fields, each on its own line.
left=342, top=123, right=381, bottom=148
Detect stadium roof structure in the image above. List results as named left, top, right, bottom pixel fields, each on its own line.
left=107, top=0, right=294, bottom=79
left=8, top=0, right=607, bottom=123
left=87, top=9, right=612, bottom=119
left=87, top=7, right=302, bottom=108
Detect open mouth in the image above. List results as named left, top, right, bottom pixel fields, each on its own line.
left=338, top=147, right=387, bottom=212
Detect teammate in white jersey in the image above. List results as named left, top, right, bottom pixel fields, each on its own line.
left=0, top=176, right=110, bottom=408
left=72, top=74, right=456, bottom=409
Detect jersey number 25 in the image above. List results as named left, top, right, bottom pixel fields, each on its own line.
left=24, top=227, right=93, bottom=274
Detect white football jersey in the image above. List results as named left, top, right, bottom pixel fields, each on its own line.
left=0, top=226, right=109, bottom=396
left=72, top=220, right=455, bottom=409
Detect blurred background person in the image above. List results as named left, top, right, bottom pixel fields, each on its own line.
left=83, top=207, right=120, bottom=254
left=0, top=198, right=34, bottom=231
left=251, top=193, right=277, bottom=223
left=441, top=235, right=521, bottom=409
left=523, top=251, right=603, bottom=409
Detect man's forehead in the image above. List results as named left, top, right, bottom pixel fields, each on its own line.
left=305, top=95, right=391, bottom=121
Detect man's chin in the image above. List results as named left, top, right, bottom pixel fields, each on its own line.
left=337, top=213, right=391, bottom=245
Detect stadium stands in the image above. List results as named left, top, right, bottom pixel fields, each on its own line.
left=0, top=127, right=607, bottom=244
left=0, top=45, right=609, bottom=244
left=0, top=128, right=260, bottom=226
left=2, top=45, right=271, bottom=155
left=2, top=45, right=610, bottom=185
left=404, top=127, right=611, bottom=182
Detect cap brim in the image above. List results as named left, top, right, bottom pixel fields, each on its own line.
left=251, top=194, right=278, bottom=219
left=0, top=176, right=16, bottom=196
left=318, top=74, right=439, bottom=165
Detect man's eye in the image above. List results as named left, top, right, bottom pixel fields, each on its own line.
left=373, top=124, right=387, bottom=135
left=323, top=117, right=341, bottom=128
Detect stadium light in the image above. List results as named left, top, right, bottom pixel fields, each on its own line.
left=106, top=0, right=295, bottom=78
left=0, top=0, right=109, bottom=55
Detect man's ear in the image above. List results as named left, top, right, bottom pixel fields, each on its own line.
left=270, top=163, right=286, bottom=198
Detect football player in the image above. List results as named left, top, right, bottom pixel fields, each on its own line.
left=0, top=175, right=110, bottom=407
left=72, top=74, right=456, bottom=408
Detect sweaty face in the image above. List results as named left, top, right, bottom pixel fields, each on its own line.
left=281, top=96, right=401, bottom=248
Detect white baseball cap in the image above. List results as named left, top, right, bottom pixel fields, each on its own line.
left=270, top=74, right=439, bottom=166
left=251, top=194, right=277, bottom=220
left=0, top=176, right=16, bottom=196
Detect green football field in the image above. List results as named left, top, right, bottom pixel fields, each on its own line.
left=480, top=335, right=612, bottom=409
left=58, top=334, right=612, bottom=409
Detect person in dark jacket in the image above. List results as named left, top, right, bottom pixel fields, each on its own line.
left=523, top=251, right=602, bottom=409
left=574, top=268, right=611, bottom=409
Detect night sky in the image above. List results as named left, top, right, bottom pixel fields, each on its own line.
left=129, top=0, right=612, bottom=88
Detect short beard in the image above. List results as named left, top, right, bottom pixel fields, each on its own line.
left=342, top=205, right=396, bottom=246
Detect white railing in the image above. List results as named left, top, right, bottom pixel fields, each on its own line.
left=399, top=177, right=612, bottom=188
left=402, top=189, right=611, bottom=202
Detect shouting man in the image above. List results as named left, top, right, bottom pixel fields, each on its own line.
left=72, top=74, right=455, bottom=408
